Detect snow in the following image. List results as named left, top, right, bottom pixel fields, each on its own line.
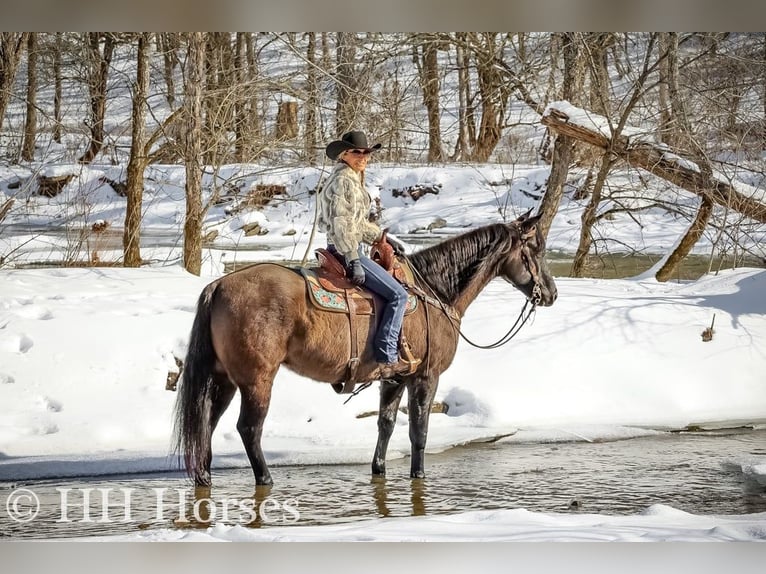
left=83, top=504, right=766, bottom=542
left=1, top=175, right=765, bottom=540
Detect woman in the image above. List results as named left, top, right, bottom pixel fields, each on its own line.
left=318, top=130, right=417, bottom=379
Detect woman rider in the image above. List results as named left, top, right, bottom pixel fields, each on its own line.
left=317, top=130, right=418, bottom=379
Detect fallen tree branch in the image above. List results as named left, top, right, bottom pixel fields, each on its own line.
left=541, top=104, right=766, bottom=224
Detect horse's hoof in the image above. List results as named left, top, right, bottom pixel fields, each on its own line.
left=256, top=475, right=273, bottom=486
left=194, top=475, right=212, bottom=488
left=410, top=471, right=426, bottom=479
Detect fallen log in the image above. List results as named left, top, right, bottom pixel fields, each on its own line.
left=541, top=103, right=766, bottom=224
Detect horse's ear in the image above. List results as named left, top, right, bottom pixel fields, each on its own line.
left=516, top=209, right=534, bottom=222
left=519, top=214, right=541, bottom=239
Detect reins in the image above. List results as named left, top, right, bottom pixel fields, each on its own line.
left=408, top=261, right=539, bottom=350
left=453, top=296, right=537, bottom=350
left=406, top=231, right=542, bottom=351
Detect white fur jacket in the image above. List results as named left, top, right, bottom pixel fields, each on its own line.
left=317, top=162, right=382, bottom=262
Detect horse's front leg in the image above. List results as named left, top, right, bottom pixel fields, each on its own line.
left=407, top=375, right=438, bottom=479
left=371, top=379, right=407, bottom=476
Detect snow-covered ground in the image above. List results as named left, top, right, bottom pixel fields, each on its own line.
left=2, top=162, right=763, bottom=273
left=2, top=165, right=766, bottom=540
left=84, top=504, right=766, bottom=542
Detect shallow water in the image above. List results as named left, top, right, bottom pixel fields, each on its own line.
left=2, top=429, right=764, bottom=539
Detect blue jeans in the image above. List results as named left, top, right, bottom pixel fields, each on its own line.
left=331, top=245, right=407, bottom=364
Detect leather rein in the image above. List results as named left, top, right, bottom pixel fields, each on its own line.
left=407, top=226, right=542, bottom=351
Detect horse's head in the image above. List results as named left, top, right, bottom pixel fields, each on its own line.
left=500, top=212, right=557, bottom=307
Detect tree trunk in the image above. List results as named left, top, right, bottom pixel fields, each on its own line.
left=304, top=32, right=319, bottom=164
left=243, top=32, right=261, bottom=150
left=53, top=33, right=62, bottom=143
left=658, top=33, right=673, bottom=146
left=335, top=32, right=357, bottom=134
left=234, top=32, right=246, bottom=162
left=78, top=32, right=115, bottom=164
left=452, top=34, right=470, bottom=161
left=417, top=35, right=444, bottom=163
left=320, top=33, right=331, bottom=71
left=470, top=33, right=511, bottom=162
left=21, top=33, right=37, bottom=162
left=275, top=101, right=298, bottom=139
left=587, top=33, right=613, bottom=116
left=158, top=33, right=178, bottom=108
left=204, top=32, right=235, bottom=164
left=570, top=150, right=612, bottom=277
left=655, top=195, right=715, bottom=282
left=658, top=33, right=684, bottom=149
left=0, top=33, right=29, bottom=133
left=183, top=32, right=205, bottom=276
left=123, top=33, right=150, bottom=268
left=538, top=33, right=583, bottom=240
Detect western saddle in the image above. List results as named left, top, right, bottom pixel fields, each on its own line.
left=300, top=237, right=421, bottom=394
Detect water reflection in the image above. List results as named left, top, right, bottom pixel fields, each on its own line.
left=371, top=476, right=428, bottom=518
left=3, top=430, right=765, bottom=539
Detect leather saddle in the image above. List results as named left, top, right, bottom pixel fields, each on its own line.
left=299, top=240, right=420, bottom=394
left=301, top=248, right=417, bottom=316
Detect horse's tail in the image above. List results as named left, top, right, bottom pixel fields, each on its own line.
left=173, top=280, right=220, bottom=484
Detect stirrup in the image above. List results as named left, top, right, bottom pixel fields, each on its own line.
left=399, top=338, right=421, bottom=374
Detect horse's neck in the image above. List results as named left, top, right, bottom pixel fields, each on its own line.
left=411, top=227, right=508, bottom=317
left=450, top=262, right=498, bottom=316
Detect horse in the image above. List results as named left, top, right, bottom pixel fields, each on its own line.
left=173, top=211, right=557, bottom=487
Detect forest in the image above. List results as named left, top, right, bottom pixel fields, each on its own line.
left=0, top=32, right=764, bottom=278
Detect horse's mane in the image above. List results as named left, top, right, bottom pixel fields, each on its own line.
left=408, top=223, right=516, bottom=305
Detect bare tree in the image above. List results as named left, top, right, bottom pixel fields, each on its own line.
left=538, top=33, right=584, bottom=239
left=657, top=33, right=681, bottom=147
left=570, top=34, right=659, bottom=278
left=204, top=32, right=236, bottom=164
left=304, top=32, right=319, bottom=164
left=21, top=33, right=37, bottom=162
left=183, top=32, right=205, bottom=276
left=234, top=32, right=247, bottom=162
left=335, top=32, right=358, bottom=134
left=78, top=32, right=115, bottom=164
left=52, top=33, right=62, bottom=143
left=413, top=33, right=444, bottom=162
left=470, top=33, right=512, bottom=162
left=452, top=32, right=472, bottom=160
left=0, top=33, right=28, bottom=133
left=123, top=33, right=150, bottom=268
left=157, top=33, right=179, bottom=108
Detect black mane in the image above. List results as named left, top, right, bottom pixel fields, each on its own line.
left=408, top=223, right=516, bottom=305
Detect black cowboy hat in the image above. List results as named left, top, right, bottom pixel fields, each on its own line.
left=325, top=131, right=382, bottom=160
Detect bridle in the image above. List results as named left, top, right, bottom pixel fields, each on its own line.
left=410, top=224, right=543, bottom=351
left=519, top=234, right=543, bottom=308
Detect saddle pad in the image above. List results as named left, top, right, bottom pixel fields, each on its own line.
left=302, top=268, right=418, bottom=315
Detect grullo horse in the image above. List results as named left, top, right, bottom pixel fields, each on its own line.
left=173, top=212, right=557, bottom=486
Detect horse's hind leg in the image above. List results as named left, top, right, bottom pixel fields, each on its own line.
left=407, top=376, right=438, bottom=479
left=199, top=375, right=237, bottom=486
left=371, top=380, right=407, bottom=476
left=236, top=373, right=276, bottom=486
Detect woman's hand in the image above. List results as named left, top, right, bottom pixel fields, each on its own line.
left=382, top=228, right=407, bottom=256
left=346, top=259, right=366, bottom=285
left=387, top=235, right=406, bottom=256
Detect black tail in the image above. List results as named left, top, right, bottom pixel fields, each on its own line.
left=172, top=281, right=220, bottom=484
